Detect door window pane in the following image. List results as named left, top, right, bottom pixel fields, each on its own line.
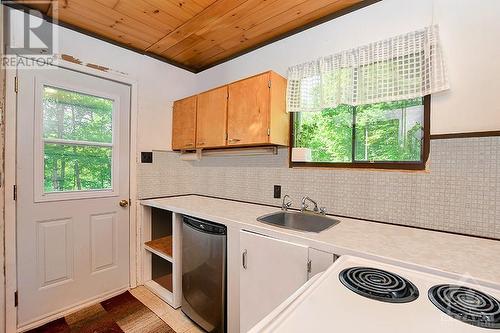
left=44, top=143, right=112, bottom=192
left=42, top=86, right=113, bottom=143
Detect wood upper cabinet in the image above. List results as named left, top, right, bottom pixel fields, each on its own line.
left=227, top=71, right=288, bottom=146
left=171, top=71, right=288, bottom=150
left=227, top=73, right=269, bottom=146
left=172, top=96, right=197, bottom=150
left=196, top=86, right=228, bottom=148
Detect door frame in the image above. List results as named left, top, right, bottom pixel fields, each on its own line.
left=4, top=57, right=139, bottom=332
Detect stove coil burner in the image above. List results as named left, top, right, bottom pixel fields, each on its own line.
left=429, top=284, right=500, bottom=329
left=339, top=267, right=419, bottom=303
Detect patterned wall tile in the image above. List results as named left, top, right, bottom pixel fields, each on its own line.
left=137, top=137, right=500, bottom=239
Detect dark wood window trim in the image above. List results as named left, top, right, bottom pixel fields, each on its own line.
left=289, top=95, right=431, bottom=171
left=430, top=130, right=500, bottom=140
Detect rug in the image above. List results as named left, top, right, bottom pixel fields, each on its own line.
left=27, top=291, right=176, bottom=333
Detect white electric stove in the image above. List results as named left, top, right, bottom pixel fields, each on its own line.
left=249, top=255, right=500, bottom=333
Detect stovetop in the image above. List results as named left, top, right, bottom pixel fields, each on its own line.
left=253, top=255, right=500, bottom=333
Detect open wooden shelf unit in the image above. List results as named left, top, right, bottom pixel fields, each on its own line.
left=140, top=204, right=183, bottom=308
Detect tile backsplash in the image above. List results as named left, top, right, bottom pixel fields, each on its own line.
left=137, top=137, right=500, bottom=240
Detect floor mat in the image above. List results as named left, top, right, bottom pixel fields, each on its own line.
left=27, top=291, right=176, bottom=333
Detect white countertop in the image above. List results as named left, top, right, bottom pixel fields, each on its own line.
left=141, top=195, right=500, bottom=287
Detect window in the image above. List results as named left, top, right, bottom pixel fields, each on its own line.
left=286, top=27, right=448, bottom=170
left=291, top=96, right=430, bottom=170
left=42, top=86, right=115, bottom=192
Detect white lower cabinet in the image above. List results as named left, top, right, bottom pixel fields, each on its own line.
left=239, top=230, right=309, bottom=332
left=307, top=248, right=337, bottom=279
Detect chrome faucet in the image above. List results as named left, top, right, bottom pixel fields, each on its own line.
left=301, top=196, right=327, bottom=215
left=281, top=194, right=292, bottom=211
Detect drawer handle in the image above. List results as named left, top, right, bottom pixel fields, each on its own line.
left=184, top=143, right=194, bottom=147
left=197, top=142, right=205, bottom=146
left=242, top=249, right=247, bottom=269
left=228, top=138, right=241, bottom=143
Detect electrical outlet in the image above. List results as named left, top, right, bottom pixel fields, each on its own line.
left=141, top=152, right=153, bottom=163
left=273, top=185, right=281, bottom=199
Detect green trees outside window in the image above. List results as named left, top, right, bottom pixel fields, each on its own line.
left=42, top=86, right=114, bottom=192
left=293, top=98, right=425, bottom=164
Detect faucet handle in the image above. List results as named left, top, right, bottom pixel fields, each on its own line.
left=282, top=194, right=292, bottom=211
left=319, top=207, right=327, bottom=215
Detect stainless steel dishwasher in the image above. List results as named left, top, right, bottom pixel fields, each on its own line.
left=182, top=216, right=226, bottom=333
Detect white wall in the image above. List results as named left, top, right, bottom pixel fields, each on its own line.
left=194, top=0, right=500, bottom=135
left=53, top=25, right=198, bottom=151
left=6, top=7, right=198, bottom=151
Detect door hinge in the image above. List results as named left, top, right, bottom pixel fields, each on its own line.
left=307, top=259, right=312, bottom=273
left=268, top=79, right=271, bottom=88
left=14, top=291, right=18, bottom=307
left=14, top=76, right=19, bottom=93
left=267, top=128, right=270, bottom=136
left=13, top=185, right=17, bottom=201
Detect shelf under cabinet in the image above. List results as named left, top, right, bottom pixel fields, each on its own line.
left=153, top=273, right=173, bottom=291
left=144, top=236, right=173, bottom=262
left=144, top=279, right=174, bottom=305
left=140, top=205, right=182, bottom=308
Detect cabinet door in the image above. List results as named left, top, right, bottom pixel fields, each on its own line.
left=227, top=73, right=270, bottom=146
left=308, top=248, right=336, bottom=279
left=172, top=96, right=197, bottom=150
left=196, top=86, right=228, bottom=148
left=240, top=230, right=308, bottom=332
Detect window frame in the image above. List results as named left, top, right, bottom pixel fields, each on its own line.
left=289, top=95, right=431, bottom=170
left=33, top=78, right=121, bottom=202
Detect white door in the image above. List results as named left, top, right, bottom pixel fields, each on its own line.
left=239, top=230, right=308, bottom=332
left=16, top=65, right=131, bottom=327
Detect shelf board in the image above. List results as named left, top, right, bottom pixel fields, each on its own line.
left=153, top=273, right=173, bottom=292
left=144, top=236, right=173, bottom=262
left=144, top=279, right=175, bottom=307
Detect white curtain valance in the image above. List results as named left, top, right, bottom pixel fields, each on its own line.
left=286, top=25, right=449, bottom=112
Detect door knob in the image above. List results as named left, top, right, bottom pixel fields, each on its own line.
left=119, top=199, right=129, bottom=207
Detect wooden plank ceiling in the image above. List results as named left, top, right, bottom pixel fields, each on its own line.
left=13, top=0, right=375, bottom=72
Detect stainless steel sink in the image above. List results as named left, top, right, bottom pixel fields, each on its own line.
left=257, top=211, right=340, bottom=233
